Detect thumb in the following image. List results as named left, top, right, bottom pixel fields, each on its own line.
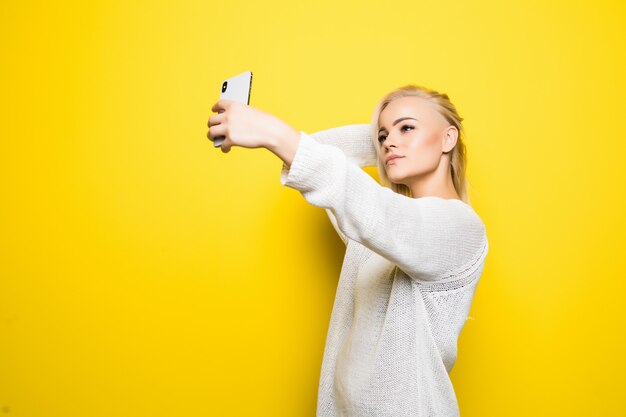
left=220, top=141, right=232, bottom=153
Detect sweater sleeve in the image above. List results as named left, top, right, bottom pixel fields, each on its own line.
left=280, top=131, right=487, bottom=282
left=308, top=123, right=378, bottom=168
left=306, top=124, right=378, bottom=246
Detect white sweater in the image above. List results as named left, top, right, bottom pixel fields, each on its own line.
left=279, top=124, right=489, bottom=417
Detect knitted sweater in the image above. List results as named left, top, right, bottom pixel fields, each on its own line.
left=279, top=124, right=489, bottom=417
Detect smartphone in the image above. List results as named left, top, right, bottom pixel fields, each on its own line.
left=213, top=70, right=253, bottom=147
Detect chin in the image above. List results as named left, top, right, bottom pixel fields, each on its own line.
left=386, top=176, right=405, bottom=186
left=386, top=170, right=404, bottom=183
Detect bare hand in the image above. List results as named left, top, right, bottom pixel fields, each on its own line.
left=207, top=100, right=296, bottom=153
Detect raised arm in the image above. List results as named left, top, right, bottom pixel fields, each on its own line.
left=278, top=131, right=488, bottom=282
left=207, top=101, right=487, bottom=277
left=308, top=124, right=378, bottom=168
left=308, top=124, right=378, bottom=245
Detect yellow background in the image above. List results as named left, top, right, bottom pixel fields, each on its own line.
left=1, top=0, right=625, bottom=415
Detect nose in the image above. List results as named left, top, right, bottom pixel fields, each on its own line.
left=383, top=134, right=398, bottom=152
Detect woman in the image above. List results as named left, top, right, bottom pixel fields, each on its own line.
left=207, top=84, right=489, bottom=416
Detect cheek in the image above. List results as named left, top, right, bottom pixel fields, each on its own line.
left=409, top=133, right=438, bottom=157
left=405, top=134, right=442, bottom=168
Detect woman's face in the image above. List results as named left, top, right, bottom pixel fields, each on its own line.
left=377, top=96, right=457, bottom=186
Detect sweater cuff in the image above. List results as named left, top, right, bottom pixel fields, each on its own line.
left=280, top=131, right=331, bottom=192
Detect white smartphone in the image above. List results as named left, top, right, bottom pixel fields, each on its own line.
left=213, top=70, right=253, bottom=147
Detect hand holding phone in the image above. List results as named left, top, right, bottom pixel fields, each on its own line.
left=213, top=71, right=253, bottom=148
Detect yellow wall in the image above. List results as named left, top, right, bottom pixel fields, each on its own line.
left=1, top=0, right=625, bottom=415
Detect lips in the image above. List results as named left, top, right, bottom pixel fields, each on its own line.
left=386, top=155, right=404, bottom=165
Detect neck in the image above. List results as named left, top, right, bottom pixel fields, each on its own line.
left=407, top=158, right=460, bottom=200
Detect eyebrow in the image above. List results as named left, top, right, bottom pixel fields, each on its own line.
left=378, top=117, right=418, bottom=133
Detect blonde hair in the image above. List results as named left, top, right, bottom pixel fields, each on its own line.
left=370, top=84, right=471, bottom=205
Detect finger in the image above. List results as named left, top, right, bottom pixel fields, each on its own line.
left=207, top=124, right=226, bottom=141
left=207, top=112, right=225, bottom=128
left=211, top=99, right=233, bottom=114
left=220, top=141, right=232, bottom=153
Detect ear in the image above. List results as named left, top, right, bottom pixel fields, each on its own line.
left=442, top=125, right=458, bottom=153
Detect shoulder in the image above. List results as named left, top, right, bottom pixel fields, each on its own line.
left=417, top=197, right=485, bottom=229
left=412, top=197, right=488, bottom=280
left=417, top=196, right=488, bottom=252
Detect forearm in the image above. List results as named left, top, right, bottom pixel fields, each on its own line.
left=309, top=124, right=378, bottom=168
left=265, top=123, right=302, bottom=168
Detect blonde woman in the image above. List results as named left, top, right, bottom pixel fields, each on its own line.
left=207, top=84, right=489, bottom=416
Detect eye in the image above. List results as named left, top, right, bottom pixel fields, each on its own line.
left=378, top=125, right=414, bottom=144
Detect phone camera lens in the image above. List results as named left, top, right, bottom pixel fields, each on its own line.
left=222, top=81, right=228, bottom=93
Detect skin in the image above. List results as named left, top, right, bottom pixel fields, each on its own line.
left=206, top=96, right=460, bottom=200
left=207, top=100, right=301, bottom=165
left=377, top=96, right=461, bottom=200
